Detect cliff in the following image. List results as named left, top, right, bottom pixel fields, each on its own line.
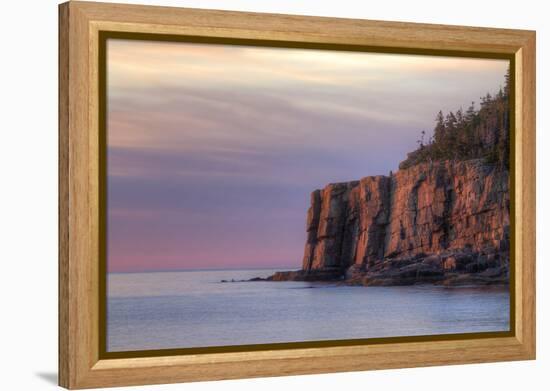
left=271, top=159, right=509, bottom=286
left=264, top=74, right=511, bottom=286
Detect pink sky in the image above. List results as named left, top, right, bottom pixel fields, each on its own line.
left=106, top=38, right=509, bottom=272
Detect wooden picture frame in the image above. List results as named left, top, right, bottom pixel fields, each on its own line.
left=59, top=1, right=536, bottom=389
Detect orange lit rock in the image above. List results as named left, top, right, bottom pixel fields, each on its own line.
left=294, top=159, right=509, bottom=286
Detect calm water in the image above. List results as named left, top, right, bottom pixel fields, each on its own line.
left=107, top=269, right=510, bottom=352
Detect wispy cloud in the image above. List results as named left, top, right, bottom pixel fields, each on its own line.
left=106, top=38, right=509, bottom=272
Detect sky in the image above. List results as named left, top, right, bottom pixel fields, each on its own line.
left=106, top=39, right=509, bottom=273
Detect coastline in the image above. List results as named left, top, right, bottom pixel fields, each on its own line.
left=246, top=248, right=509, bottom=287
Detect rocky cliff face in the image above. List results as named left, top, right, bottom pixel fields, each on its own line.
left=273, top=159, right=509, bottom=286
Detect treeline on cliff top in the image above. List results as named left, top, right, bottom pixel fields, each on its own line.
left=399, top=69, right=510, bottom=170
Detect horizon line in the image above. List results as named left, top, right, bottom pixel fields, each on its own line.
left=107, top=265, right=301, bottom=274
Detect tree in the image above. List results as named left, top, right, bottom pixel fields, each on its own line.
left=398, top=68, right=510, bottom=170
left=504, top=67, right=511, bottom=97
left=433, top=111, right=445, bottom=144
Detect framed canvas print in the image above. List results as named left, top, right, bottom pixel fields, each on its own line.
left=59, top=1, right=536, bottom=389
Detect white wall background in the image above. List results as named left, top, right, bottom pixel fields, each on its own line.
left=0, top=0, right=547, bottom=389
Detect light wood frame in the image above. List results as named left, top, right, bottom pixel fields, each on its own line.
left=59, top=1, right=536, bottom=389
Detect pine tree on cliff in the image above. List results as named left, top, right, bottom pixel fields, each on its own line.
left=399, top=69, right=510, bottom=170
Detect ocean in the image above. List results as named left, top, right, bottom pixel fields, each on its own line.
left=107, top=268, right=510, bottom=352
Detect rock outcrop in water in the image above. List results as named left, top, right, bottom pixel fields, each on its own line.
left=270, top=159, right=509, bottom=286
